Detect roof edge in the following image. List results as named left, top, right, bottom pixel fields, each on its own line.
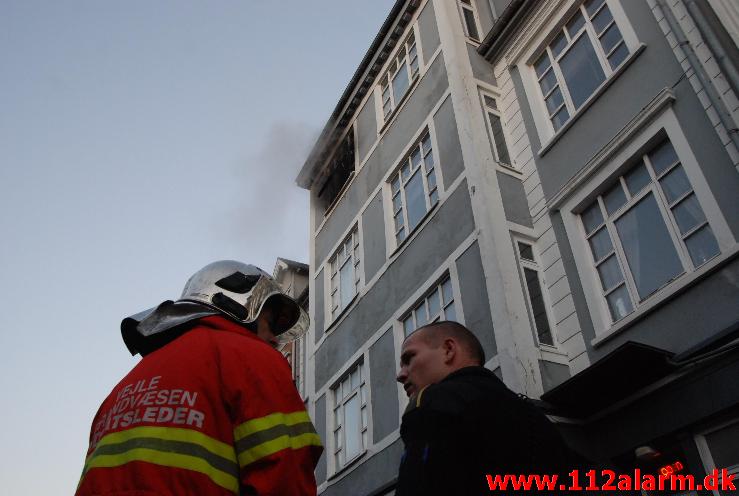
left=477, top=0, right=535, bottom=63
left=296, top=0, right=416, bottom=190
left=274, top=257, right=309, bottom=275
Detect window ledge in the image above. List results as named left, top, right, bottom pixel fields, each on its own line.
left=591, top=244, right=739, bottom=348
left=378, top=75, right=421, bottom=136
left=325, top=293, right=360, bottom=336
left=388, top=201, right=441, bottom=259
left=496, top=163, right=523, bottom=178
left=540, top=344, right=568, bottom=356
left=328, top=450, right=367, bottom=481
left=540, top=346, right=570, bottom=366
left=538, top=43, right=647, bottom=158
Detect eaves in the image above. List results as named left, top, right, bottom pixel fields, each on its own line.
left=477, top=0, right=537, bottom=64
left=296, top=0, right=421, bottom=190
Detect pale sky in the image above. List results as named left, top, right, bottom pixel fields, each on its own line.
left=0, top=1, right=394, bottom=493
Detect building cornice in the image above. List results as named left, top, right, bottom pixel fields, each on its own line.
left=296, top=0, right=421, bottom=190
left=477, top=0, right=535, bottom=64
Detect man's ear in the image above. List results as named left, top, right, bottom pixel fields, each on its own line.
left=442, top=338, right=457, bottom=364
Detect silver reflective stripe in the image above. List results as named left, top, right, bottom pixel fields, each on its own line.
left=235, top=421, right=317, bottom=455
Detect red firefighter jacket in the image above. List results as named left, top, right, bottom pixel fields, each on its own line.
left=76, top=316, right=323, bottom=495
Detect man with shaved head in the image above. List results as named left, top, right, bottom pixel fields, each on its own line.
left=396, top=321, right=579, bottom=495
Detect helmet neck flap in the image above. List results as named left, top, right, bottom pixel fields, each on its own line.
left=120, top=260, right=310, bottom=355
left=121, top=300, right=218, bottom=356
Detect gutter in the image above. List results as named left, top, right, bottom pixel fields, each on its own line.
left=685, top=0, right=739, bottom=100
left=477, top=0, right=533, bottom=63
left=654, top=0, right=739, bottom=161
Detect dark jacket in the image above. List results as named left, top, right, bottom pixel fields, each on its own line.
left=397, top=366, right=580, bottom=495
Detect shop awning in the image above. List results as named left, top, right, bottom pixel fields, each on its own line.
left=541, top=342, right=677, bottom=418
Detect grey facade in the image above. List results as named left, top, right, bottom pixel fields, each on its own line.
left=298, top=0, right=739, bottom=494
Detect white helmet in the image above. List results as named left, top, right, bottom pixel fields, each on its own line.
left=180, top=260, right=309, bottom=343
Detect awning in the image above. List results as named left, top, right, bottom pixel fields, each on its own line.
left=541, top=342, right=677, bottom=418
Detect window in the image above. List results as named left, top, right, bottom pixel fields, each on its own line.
left=292, top=336, right=304, bottom=396
left=699, top=420, right=739, bottom=496
left=402, top=276, right=457, bottom=336
left=516, top=241, right=555, bottom=346
left=458, top=0, right=481, bottom=41
left=318, top=129, right=355, bottom=214
left=380, top=31, right=419, bottom=120
left=534, top=0, right=630, bottom=131
left=329, top=228, right=361, bottom=320
left=482, top=94, right=512, bottom=166
left=580, top=139, right=720, bottom=323
left=279, top=337, right=305, bottom=397
left=331, top=362, right=368, bottom=469
left=390, top=132, right=439, bottom=245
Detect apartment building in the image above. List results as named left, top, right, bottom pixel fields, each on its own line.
left=297, top=1, right=739, bottom=494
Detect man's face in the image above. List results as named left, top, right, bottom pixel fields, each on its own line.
left=396, top=329, right=449, bottom=397
left=256, top=306, right=279, bottom=348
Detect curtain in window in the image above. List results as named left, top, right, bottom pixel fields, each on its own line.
left=615, top=194, right=683, bottom=299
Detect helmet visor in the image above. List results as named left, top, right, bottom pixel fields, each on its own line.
left=275, top=300, right=310, bottom=345
left=248, top=277, right=310, bottom=344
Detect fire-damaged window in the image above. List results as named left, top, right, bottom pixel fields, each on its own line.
left=317, top=129, right=355, bottom=215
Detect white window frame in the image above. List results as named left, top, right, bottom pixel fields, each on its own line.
left=458, top=0, right=482, bottom=42
left=330, top=360, right=369, bottom=472
left=533, top=0, right=632, bottom=132
left=377, top=27, right=421, bottom=124
left=559, top=105, right=735, bottom=339
left=481, top=91, right=514, bottom=168
left=328, top=227, right=362, bottom=322
left=514, top=239, right=557, bottom=347
left=695, top=418, right=739, bottom=496
left=389, top=130, right=440, bottom=247
left=579, top=137, right=724, bottom=325
left=401, top=274, right=458, bottom=336
left=292, top=335, right=305, bottom=397
left=514, top=0, right=641, bottom=145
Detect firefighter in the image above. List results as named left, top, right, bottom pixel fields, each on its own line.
left=76, top=260, right=323, bottom=495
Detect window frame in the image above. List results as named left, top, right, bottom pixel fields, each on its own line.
left=695, top=418, right=739, bottom=496
left=481, top=91, right=514, bottom=169
left=330, top=360, right=369, bottom=472
left=558, top=105, right=735, bottom=340
left=327, top=227, right=362, bottom=323
left=292, top=335, right=305, bottom=397
left=513, top=0, right=642, bottom=147
left=401, top=274, right=459, bottom=337
left=532, top=0, right=631, bottom=133
left=388, top=130, right=440, bottom=247
left=457, top=0, right=482, bottom=42
left=578, top=138, right=721, bottom=325
left=377, top=26, right=421, bottom=125
left=514, top=239, right=557, bottom=347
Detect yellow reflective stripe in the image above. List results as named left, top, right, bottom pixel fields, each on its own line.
left=237, top=432, right=323, bottom=467
left=416, top=385, right=429, bottom=408
left=233, top=411, right=322, bottom=467
left=88, top=426, right=236, bottom=462
left=80, top=426, right=239, bottom=494
left=85, top=448, right=239, bottom=493
left=233, top=411, right=312, bottom=441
